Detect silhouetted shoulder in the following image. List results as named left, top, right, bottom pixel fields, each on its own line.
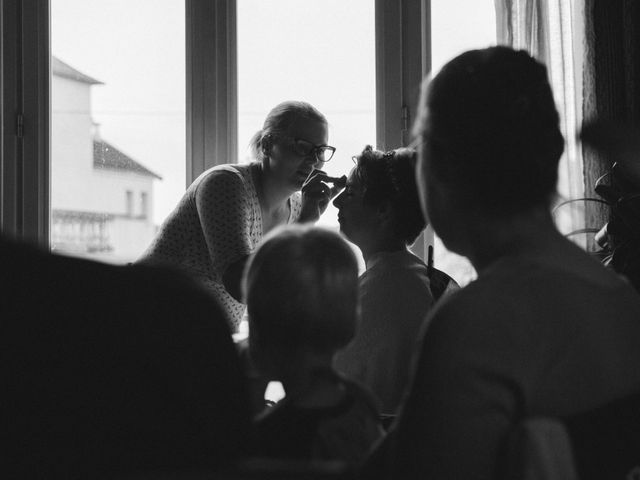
left=1, top=237, right=250, bottom=476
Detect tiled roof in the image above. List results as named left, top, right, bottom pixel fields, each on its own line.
left=93, top=140, right=162, bottom=180
left=52, top=56, right=103, bottom=85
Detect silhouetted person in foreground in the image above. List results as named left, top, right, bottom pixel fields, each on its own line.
left=386, top=46, right=640, bottom=480
left=1, top=236, right=250, bottom=478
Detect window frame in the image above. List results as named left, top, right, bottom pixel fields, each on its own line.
left=1, top=0, right=50, bottom=247
left=1, top=0, right=431, bottom=250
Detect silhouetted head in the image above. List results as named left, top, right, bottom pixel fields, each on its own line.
left=413, top=46, right=564, bottom=247
left=333, top=145, right=426, bottom=249
left=243, top=225, right=358, bottom=377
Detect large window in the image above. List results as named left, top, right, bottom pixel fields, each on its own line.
left=45, top=0, right=382, bottom=264
left=2, top=1, right=503, bottom=288
left=1, top=1, right=427, bottom=274
left=50, top=0, right=185, bottom=263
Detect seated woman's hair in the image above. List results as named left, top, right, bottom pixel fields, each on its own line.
left=414, top=46, right=564, bottom=214
left=249, top=101, right=328, bottom=162
left=243, top=225, right=358, bottom=369
left=353, top=145, right=426, bottom=245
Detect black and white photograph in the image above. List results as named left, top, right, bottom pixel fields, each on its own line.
left=2, top=0, right=640, bottom=478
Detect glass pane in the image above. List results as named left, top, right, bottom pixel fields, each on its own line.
left=237, top=0, right=376, bottom=232
left=430, top=0, right=497, bottom=286
left=431, top=0, right=497, bottom=73
left=51, top=0, right=185, bottom=263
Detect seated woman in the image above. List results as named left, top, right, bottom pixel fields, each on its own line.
left=137, top=101, right=343, bottom=331
left=244, top=225, right=384, bottom=463
left=332, top=146, right=440, bottom=415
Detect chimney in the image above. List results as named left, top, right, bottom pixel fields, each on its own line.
left=91, top=121, right=101, bottom=141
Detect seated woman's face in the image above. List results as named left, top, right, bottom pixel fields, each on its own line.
left=333, top=168, right=379, bottom=248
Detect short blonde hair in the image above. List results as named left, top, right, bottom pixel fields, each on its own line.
left=243, top=225, right=358, bottom=370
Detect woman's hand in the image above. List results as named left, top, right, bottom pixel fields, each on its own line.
left=298, top=169, right=347, bottom=223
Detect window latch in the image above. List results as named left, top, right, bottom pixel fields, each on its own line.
left=401, top=105, right=410, bottom=132
left=16, top=113, right=24, bottom=138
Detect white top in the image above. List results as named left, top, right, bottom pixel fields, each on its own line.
left=334, top=249, right=434, bottom=414
left=138, top=162, right=302, bottom=329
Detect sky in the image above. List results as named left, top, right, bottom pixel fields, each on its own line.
left=51, top=0, right=186, bottom=225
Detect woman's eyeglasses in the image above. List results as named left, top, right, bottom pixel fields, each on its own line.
left=279, top=136, right=336, bottom=163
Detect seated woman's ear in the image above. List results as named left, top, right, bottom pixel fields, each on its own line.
left=376, top=202, right=395, bottom=226
left=259, top=135, right=272, bottom=158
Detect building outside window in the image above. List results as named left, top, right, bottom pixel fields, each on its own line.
left=50, top=0, right=182, bottom=263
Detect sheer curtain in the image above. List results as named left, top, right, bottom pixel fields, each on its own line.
left=495, top=0, right=589, bottom=247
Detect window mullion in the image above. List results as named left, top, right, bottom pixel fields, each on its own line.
left=0, top=0, right=50, bottom=247
left=375, top=0, right=430, bottom=150
left=186, top=0, right=237, bottom=186
left=376, top=0, right=433, bottom=258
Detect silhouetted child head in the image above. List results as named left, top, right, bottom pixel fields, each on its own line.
left=243, top=225, right=359, bottom=379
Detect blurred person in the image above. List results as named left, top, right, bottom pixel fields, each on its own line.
left=386, top=46, right=640, bottom=479
left=332, top=146, right=440, bottom=415
left=244, top=225, right=384, bottom=463
left=138, top=101, right=344, bottom=331
left=1, top=235, right=250, bottom=478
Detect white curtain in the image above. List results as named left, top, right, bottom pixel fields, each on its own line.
left=495, top=0, right=588, bottom=244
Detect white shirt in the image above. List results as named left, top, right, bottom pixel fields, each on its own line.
left=334, top=249, right=434, bottom=414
